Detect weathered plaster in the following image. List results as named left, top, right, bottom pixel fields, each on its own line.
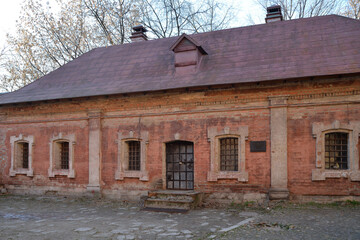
left=312, top=120, right=360, bottom=181
left=207, top=126, right=249, bottom=182
left=87, top=110, right=102, bottom=191
left=48, top=133, right=76, bottom=178
left=115, top=130, right=149, bottom=181
left=9, top=134, right=34, bottom=177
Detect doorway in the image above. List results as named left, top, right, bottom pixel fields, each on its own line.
left=166, top=141, right=194, bottom=190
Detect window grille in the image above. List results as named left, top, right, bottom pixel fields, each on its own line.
left=60, top=142, right=69, bottom=170
left=325, top=132, right=348, bottom=170
left=21, top=142, right=29, bottom=169
left=220, top=137, right=238, bottom=171
left=127, top=141, right=140, bottom=171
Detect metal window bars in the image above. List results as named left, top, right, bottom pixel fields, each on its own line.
left=325, top=132, right=348, bottom=170
left=220, top=137, right=238, bottom=171
left=127, top=141, right=140, bottom=171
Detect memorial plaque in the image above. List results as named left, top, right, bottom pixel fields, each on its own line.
left=250, top=141, right=266, bottom=152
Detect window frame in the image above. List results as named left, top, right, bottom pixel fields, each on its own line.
left=115, top=130, right=149, bottom=181
left=207, top=126, right=248, bottom=182
left=219, top=137, right=239, bottom=171
left=48, top=133, right=75, bottom=178
left=126, top=140, right=141, bottom=171
left=324, top=132, right=348, bottom=170
left=312, top=121, right=360, bottom=181
left=9, top=134, right=34, bottom=177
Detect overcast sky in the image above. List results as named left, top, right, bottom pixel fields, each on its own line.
left=0, top=0, right=265, bottom=48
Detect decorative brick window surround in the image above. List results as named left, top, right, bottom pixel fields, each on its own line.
left=312, top=120, right=360, bottom=181
left=48, top=133, right=75, bottom=178
left=207, top=126, right=249, bottom=182
left=115, top=130, right=149, bottom=181
left=10, top=134, right=34, bottom=177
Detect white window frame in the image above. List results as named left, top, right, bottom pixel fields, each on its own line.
left=207, top=126, right=248, bottom=182
left=312, top=120, right=360, bottom=181
left=115, top=130, right=149, bottom=181
left=48, top=133, right=75, bottom=178
left=9, top=134, right=34, bottom=177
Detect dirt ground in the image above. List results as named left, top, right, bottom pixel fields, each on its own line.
left=0, top=194, right=359, bottom=240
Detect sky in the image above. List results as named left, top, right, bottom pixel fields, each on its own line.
left=0, top=0, right=265, bottom=48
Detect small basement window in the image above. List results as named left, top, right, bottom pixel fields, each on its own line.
left=325, top=132, right=348, bottom=170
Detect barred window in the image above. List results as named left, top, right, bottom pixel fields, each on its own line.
left=60, top=142, right=69, bottom=170
left=220, top=137, right=238, bottom=171
left=15, top=142, right=29, bottom=169
left=54, top=141, right=69, bottom=170
left=126, top=141, right=140, bottom=171
left=325, top=132, right=348, bottom=170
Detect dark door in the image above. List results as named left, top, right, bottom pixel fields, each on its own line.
left=166, top=141, right=194, bottom=190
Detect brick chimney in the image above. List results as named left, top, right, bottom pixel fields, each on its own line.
left=265, top=5, right=283, bottom=23
left=130, top=25, right=148, bottom=42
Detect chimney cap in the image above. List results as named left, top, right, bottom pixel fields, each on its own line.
left=132, top=25, right=147, bottom=33
left=265, top=5, right=283, bottom=23
left=267, top=5, right=281, bottom=13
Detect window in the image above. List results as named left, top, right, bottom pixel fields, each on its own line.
left=126, top=141, right=141, bottom=171
left=115, top=130, right=149, bottom=181
left=16, top=142, right=29, bottom=169
left=325, top=132, right=348, bottom=170
left=207, top=126, right=249, bottom=182
left=220, top=138, right=238, bottom=171
left=56, top=141, right=69, bottom=170
left=48, top=133, right=75, bottom=178
left=10, top=134, right=34, bottom=177
left=312, top=120, right=360, bottom=181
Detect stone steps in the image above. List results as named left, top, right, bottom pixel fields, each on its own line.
left=143, top=190, right=203, bottom=212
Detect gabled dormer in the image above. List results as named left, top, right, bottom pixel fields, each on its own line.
left=170, top=33, right=208, bottom=74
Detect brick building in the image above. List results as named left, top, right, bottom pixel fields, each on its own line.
left=0, top=7, right=360, bottom=204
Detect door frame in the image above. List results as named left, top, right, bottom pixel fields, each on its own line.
left=162, top=140, right=195, bottom=190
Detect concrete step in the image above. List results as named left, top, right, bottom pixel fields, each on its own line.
left=144, top=198, right=193, bottom=210
left=143, top=190, right=203, bottom=212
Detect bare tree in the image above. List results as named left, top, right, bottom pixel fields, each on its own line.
left=0, top=0, right=235, bottom=92
left=256, top=0, right=342, bottom=20
left=83, top=0, right=139, bottom=45
left=343, top=0, right=360, bottom=19
left=0, top=0, right=92, bottom=92
left=187, top=0, right=234, bottom=33
left=0, top=0, right=138, bottom=92
left=138, top=0, right=234, bottom=38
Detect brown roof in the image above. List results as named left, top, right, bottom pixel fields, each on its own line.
left=0, top=15, right=359, bottom=105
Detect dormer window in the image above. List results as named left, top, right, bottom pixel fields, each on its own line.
left=170, top=34, right=208, bottom=74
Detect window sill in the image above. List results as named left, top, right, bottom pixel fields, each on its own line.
left=312, top=169, right=360, bottom=181
left=10, top=168, right=33, bottom=177
left=48, top=168, right=75, bottom=178
left=115, top=170, right=149, bottom=181
left=207, top=171, right=248, bottom=182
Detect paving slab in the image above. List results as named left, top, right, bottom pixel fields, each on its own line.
left=0, top=195, right=360, bottom=239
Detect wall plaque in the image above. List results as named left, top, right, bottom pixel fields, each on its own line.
left=250, top=141, right=266, bottom=152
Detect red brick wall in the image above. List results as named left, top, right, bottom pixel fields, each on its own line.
left=0, top=75, right=359, bottom=199
left=101, top=109, right=271, bottom=193
left=288, top=103, right=360, bottom=196
left=1, top=120, right=89, bottom=188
